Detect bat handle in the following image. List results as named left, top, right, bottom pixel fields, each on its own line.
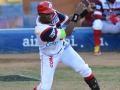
left=85, top=0, right=91, bottom=4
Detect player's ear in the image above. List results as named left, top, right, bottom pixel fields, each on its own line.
left=35, top=30, right=40, bottom=35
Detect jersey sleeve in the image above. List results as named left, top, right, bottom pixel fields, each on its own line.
left=56, top=11, right=69, bottom=26
left=35, top=26, right=66, bottom=42
left=94, top=1, right=103, bottom=19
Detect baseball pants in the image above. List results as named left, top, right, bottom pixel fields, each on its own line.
left=37, top=45, right=92, bottom=90
left=93, top=19, right=120, bottom=34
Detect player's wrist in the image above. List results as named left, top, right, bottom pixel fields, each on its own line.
left=80, top=9, right=89, bottom=18
left=71, top=13, right=80, bottom=23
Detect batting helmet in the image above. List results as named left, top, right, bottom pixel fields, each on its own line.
left=37, top=1, right=54, bottom=14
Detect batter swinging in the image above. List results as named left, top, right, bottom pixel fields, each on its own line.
left=33, top=1, right=100, bottom=90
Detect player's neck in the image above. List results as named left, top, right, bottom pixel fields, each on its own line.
left=39, top=18, right=52, bottom=24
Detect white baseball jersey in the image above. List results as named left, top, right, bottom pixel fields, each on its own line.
left=35, top=11, right=68, bottom=55
left=94, top=0, right=120, bottom=18
left=34, top=1, right=100, bottom=90
left=93, top=0, right=120, bottom=33
left=35, top=10, right=92, bottom=90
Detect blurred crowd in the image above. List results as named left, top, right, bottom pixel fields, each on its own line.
left=0, top=0, right=96, bottom=29
left=0, top=0, right=23, bottom=28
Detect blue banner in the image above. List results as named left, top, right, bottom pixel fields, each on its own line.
left=0, top=27, right=120, bottom=53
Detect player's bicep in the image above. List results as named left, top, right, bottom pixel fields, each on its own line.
left=40, top=27, right=66, bottom=42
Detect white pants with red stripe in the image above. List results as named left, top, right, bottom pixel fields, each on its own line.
left=36, top=45, right=92, bottom=90
left=93, top=19, right=120, bottom=34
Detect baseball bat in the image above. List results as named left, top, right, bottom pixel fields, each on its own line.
left=85, top=0, right=96, bottom=10
left=85, top=0, right=91, bottom=4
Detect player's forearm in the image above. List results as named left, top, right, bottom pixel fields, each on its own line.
left=65, top=9, right=90, bottom=36
left=65, top=13, right=80, bottom=36
left=64, top=15, right=73, bottom=25
left=65, top=22, right=78, bottom=36
left=65, top=9, right=89, bottom=25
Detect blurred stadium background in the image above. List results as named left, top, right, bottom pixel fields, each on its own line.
left=0, top=0, right=97, bottom=29
left=0, top=0, right=120, bottom=53
left=0, top=1, right=120, bottom=90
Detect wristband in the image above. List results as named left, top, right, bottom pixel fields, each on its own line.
left=80, top=9, right=89, bottom=18
left=71, top=13, right=79, bottom=23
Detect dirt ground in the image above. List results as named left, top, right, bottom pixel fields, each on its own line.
left=0, top=52, right=120, bottom=90
left=0, top=52, right=120, bottom=69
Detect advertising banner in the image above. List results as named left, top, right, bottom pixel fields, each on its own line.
left=0, top=27, right=120, bottom=53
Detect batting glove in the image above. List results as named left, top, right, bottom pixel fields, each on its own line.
left=110, top=14, right=119, bottom=24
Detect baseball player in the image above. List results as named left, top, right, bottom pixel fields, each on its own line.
left=33, top=1, right=100, bottom=90
left=93, top=0, right=120, bottom=55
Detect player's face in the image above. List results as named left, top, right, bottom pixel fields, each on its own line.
left=39, top=12, right=54, bottom=23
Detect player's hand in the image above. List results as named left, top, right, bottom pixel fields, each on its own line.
left=110, top=14, right=119, bottom=24
left=87, top=2, right=96, bottom=12
left=75, top=2, right=85, bottom=15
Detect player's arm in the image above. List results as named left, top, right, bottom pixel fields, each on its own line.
left=65, top=2, right=96, bottom=25
left=35, top=26, right=66, bottom=42
left=64, top=2, right=99, bottom=36
left=63, top=2, right=85, bottom=36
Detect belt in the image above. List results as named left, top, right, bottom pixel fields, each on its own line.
left=57, top=48, right=62, bottom=54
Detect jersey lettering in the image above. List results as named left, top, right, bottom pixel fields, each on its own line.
left=40, top=27, right=57, bottom=42
left=49, top=29, right=55, bottom=38
left=46, top=41, right=58, bottom=47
